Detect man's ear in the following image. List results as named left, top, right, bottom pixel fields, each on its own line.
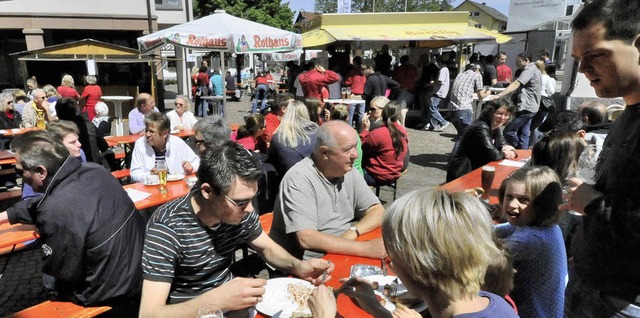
left=320, top=145, right=329, bottom=158
left=34, top=165, right=47, bottom=180
left=199, top=183, right=216, bottom=200
left=634, top=34, right=640, bottom=63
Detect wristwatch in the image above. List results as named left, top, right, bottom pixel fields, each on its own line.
left=349, top=226, right=360, bottom=237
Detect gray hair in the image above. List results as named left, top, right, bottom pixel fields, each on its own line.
left=61, top=74, right=75, bottom=88
left=193, top=115, right=231, bottom=149
left=144, top=112, right=170, bottom=133
left=0, top=94, right=12, bottom=112
left=175, top=95, right=191, bottom=111
left=314, top=123, right=338, bottom=153
left=95, top=102, right=109, bottom=118
left=11, top=130, right=69, bottom=177
left=86, top=75, right=97, bottom=85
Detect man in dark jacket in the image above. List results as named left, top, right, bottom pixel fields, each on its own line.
left=0, top=131, right=144, bottom=315
left=362, top=61, right=400, bottom=110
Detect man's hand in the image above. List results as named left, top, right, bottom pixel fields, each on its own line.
left=559, top=177, right=603, bottom=215
left=204, top=277, right=266, bottom=311
left=316, top=65, right=326, bottom=73
left=291, top=259, right=334, bottom=285
left=182, top=161, right=194, bottom=174
left=308, top=285, right=337, bottom=318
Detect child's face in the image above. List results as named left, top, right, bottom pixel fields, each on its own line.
left=502, top=181, right=535, bottom=227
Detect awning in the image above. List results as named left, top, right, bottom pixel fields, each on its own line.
left=301, top=12, right=511, bottom=48
left=11, top=39, right=152, bottom=63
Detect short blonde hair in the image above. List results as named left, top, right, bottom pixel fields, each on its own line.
left=370, top=96, right=390, bottom=109
left=42, top=85, right=59, bottom=98
left=61, top=74, right=75, bottom=88
left=382, top=188, right=500, bottom=300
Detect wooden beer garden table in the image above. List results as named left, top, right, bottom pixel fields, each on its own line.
left=105, top=129, right=196, bottom=148
left=440, top=149, right=531, bottom=204
left=124, top=174, right=194, bottom=210
left=254, top=228, right=384, bottom=318
left=0, top=223, right=38, bottom=250
left=0, top=127, right=43, bottom=137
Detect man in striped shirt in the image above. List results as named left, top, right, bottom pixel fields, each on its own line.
left=139, top=141, right=333, bottom=317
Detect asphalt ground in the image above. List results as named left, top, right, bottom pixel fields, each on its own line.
left=0, top=95, right=457, bottom=315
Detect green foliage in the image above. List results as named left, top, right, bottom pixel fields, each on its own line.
left=314, top=0, right=453, bottom=13
left=194, top=0, right=295, bottom=31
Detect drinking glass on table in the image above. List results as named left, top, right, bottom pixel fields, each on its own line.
left=562, top=143, right=602, bottom=205
left=480, top=166, right=495, bottom=202
left=197, top=304, right=224, bottom=318
left=156, top=159, right=168, bottom=194
left=341, top=87, right=347, bottom=100
left=346, top=87, right=352, bottom=98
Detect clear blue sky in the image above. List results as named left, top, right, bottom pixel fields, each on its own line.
left=283, top=0, right=509, bottom=16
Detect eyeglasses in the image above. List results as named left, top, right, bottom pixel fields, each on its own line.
left=7, top=101, right=13, bottom=105
left=194, top=138, right=205, bottom=145
left=174, top=102, right=184, bottom=106
left=224, top=193, right=256, bottom=208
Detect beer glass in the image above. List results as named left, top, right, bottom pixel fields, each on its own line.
left=197, top=304, right=223, bottom=318
left=341, top=87, right=347, bottom=100
left=156, top=160, right=168, bottom=194
left=346, top=87, right=352, bottom=99
left=480, top=166, right=495, bottom=201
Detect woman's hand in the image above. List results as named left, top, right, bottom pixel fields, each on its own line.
left=362, top=113, right=371, bottom=131
left=307, top=285, right=336, bottom=318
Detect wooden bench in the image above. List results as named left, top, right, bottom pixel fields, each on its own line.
left=0, top=188, right=22, bottom=201
left=9, top=300, right=111, bottom=318
left=111, top=169, right=131, bottom=184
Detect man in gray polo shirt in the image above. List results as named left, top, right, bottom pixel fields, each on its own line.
left=270, top=120, right=386, bottom=260
left=492, top=52, right=541, bottom=149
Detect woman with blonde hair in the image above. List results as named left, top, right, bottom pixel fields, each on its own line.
left=366, top=96, right=390, bottom=131
left=267, top=100, right=318, bottom=180
left=309, top=188, right=518, bottom=318
left=81, top=75, right=103, bottom=120
left=26, top=76, right=38, bottom=99
left=57, top=74, right=81, bottom=100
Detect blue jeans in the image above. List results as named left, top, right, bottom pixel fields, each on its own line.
left=196, top=98, right=208, bottom=117
left=252, top=84, right=267, bottom=113
left=503, top=110, right=535, bottom=149
left=428, top=96, right=447, bottom=127
left=348, top=102, right=365, bottom=132
left=450, top=109, right=474, bottom=137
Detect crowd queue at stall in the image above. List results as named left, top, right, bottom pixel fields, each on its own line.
left=1, top=0, right=639, bottom=317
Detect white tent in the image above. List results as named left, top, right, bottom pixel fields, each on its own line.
left=137, top=10, right=302, bottom=54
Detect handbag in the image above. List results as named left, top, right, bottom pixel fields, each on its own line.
left=540, top=95, right=555, bottom=110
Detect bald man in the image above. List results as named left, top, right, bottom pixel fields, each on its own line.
left=270, top=121, right=386, bottom=260
left=129, top=93, right=159, bottom=134
left=577, top=100, right=608, bottom=126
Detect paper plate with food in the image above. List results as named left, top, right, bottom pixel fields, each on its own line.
left=256, top=277, right=314, bottom=318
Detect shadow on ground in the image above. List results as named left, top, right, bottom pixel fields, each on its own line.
left=410, top=153, right=450, bottom=170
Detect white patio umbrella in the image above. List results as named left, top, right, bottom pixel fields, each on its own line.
left=137, top=10, right=302, bottom=54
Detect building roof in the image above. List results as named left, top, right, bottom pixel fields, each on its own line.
left=455, top=1, right=508, bottom=22
left=294, top=11, right=321, bottom=26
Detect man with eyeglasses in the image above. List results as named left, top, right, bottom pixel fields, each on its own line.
left=21, top=88, right=52, bottom=128
left=139, top=141, right=333, bottom=317
left=269, top=121, right=387, bottom=260
left=192, top=115, right=231, bottom=156
left=0, top=131, right=144, bottom=314
left=130, top=112, right=199, bottom=183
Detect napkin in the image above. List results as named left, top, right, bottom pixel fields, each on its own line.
left=125, top=188, right=151, bottom=202
left=499, top=159, right=526, bottom=168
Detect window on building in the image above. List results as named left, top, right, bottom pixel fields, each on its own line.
left=566, top=5, right=574, bottom=16
left=469, top=11, right=480, bottom=17
left=475, top=23, right=482, bottom=28
left=155, top=0, right=182, bottom=10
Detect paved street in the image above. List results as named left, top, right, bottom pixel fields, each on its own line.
left=0, top=95, right=458, bottom=315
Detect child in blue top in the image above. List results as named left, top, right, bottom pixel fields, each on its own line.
left=495, top=166, right=567, bottom=318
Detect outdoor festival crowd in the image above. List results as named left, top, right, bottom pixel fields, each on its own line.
left=1, top=0, right=640, bottom=317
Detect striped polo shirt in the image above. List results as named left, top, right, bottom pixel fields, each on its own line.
left=142, top=190, right=263, bottom=304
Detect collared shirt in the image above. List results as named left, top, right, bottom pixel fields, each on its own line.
left=128, top=107, right=159, bottom=135
left=130, top=135, right=200, bottom=182
left=449, top=70, right=483, bottom=111
left=299, top=69, right=340, bottom=101
left=166, top=110, right=198, bottom=131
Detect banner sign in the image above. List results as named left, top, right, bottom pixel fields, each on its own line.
left=337, top=0, right=352, bottom=13
left=507, top=0, right=567, bottom=32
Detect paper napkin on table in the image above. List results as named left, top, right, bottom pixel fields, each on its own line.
left=499, top=159, right=527, bottom=168
left=125, top=188, right=151, bottom=202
